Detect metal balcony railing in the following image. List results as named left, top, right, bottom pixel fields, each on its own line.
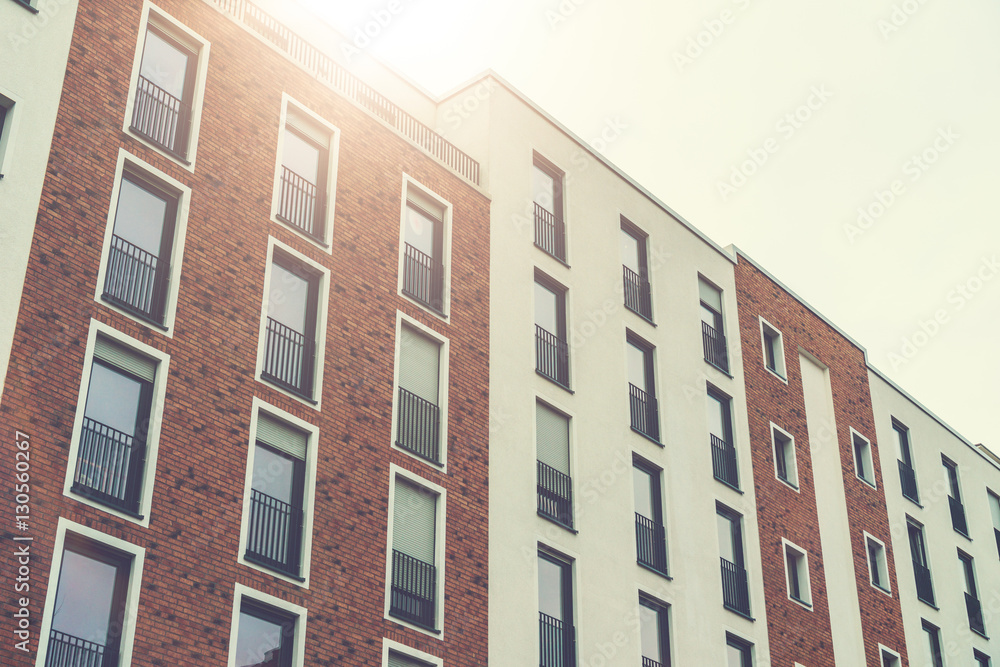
left=912, top=559, right=935, bottom=605
left=642, top=658, right=663, bottom=667
left=72, top=417, right=145, bottom=514
left=711, top=434, right=739, bottom=489
left=402, top=243, right=444, bottom=313
left=629, top=383, right=659, bottom=441
left=262, top=316, right=314, bottom=398
left=966, top=592, right=986, bottom=635
left=623, top=265, right=652, bottom=320
left=720, top=557, right=751, bottom=616
left=635, top=513, right=668, bottom=574
left=45, top=630, right=110, bottom=667
left=535, top=325, right=569, bottom=387
left=103, top=234, right=165, bottom=324
left=702, top=321, right=729, bottom=373
left=246, top=488, right=303, bottom=577
left=534, top=203, right=566, bottom=261
left=898, top=460, right=919, bottom=503
left=130, top=75, right=190, bottom=158
left=396, top=387, right=441, bottom=464
left=204, top=0, right=480, bottom=184
left=949, top=496, right=969, bottom=536
left=539, top=612, right=575, bottom=667
left=390, top=550, right=436, bottom=629
left=277, top=166, right=322, bottom=240
left=537, top=460, right=573, bottom=528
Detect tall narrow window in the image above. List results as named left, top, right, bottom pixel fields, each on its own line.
left=943, top=456, right=968, bottom=536
left=276, top=109, right=331, bottom=242
left=959, top=550, right=986, bottom=635
left=0, top=95, right=12, bottom=176
left=634, top=459, right=667, bottom=575
left=390, top=478, right=439, bottom=630
left=760, top=319, right=785, bottom=378
left=726, top=634, right=752, bottom=667
left=974, top=650, right=992, bottom=667
left=621, top=219, right=652, bottom=320
left=627, top=333, right=659, bottom=441
left=989, top=490, right=1000, bottom=559
left=233, top=598, right=297, bottom=667
left=893, top=420, right=919, bottom=503
left=783, top=541, right=812, bottom=607
left=45, top=535, right=133, bottom=667
left=538, top=551, right=575, bottom=667
left=536, top=402, right=573, bottom=529
left=908, top=520, right=935, bottom=605
left=535, top=274, right=569, bottom=388
left=699, top=279, right=728, bottom=372
left=533, top=155, right=565, bottom=261
left=401, top=188, right=446, bottom=314
left=396, top=325, right=443, bottom=464
left=262, top=252, right=320, bottom=400
left=771, top=424, right=797, bottom=488
left=639, top=597, right=671, bottom=667
left=853, top=431, right=875, bottom=487
left=718, top=506, right=751, bottom=617
left=921, top=620, right=944, bottom=667
left=866, top=534, right=890, bottom=593
left=708, top=388, right=739, bottom=489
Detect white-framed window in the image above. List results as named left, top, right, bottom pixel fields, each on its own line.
left=381, top=638, right=442, bottom=667
left=0, top=88, right=18, bottom=178
left=398, top=175, right=452, bottom=319
left=255, top=237, right=330, bottom=408
left=237, top=398, right=318, bottom=586
left=62, top=321, right=169, bottom=526
left=771, top=422, right=798, bottom=489
left=391, top=313, right=449, bottom=469
left=782, top=539, right=812, bottom=608
left=270, top=94, right=340, bottom=249
left=851, top=428, right=876, bottom=487
left=759, top=317, right=786, bottom=380
left=94, top=149, right=190, bottom=334
left=878, top=645, right=901, bottom=667
left=34, top=518, right=146, bottom=667
left=864, top=532, right=891, bottom=595
left=384, top=465, right=446, bottom=637
left=123, top=2, right=211, bottom=170
left=226, top=584, right=307, bottom=667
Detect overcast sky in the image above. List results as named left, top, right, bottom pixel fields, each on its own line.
left=306, top=0, right=1000, bottom=452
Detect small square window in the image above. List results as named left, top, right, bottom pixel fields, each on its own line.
left=865, top=533, right=890, bottom=593
left=852, top=430, right=876, bottom=487
left=783, top=540, right=812, bottom=607
left=760, top=319, right=785, bottom=378
left=771, top=424, right=798, bottom=488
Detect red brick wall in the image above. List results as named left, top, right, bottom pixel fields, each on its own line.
left=734, top=255, right=907, bottom=667
left=0, top=1, right=490, bottom=664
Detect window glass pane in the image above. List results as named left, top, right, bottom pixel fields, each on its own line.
left=114, top=178, right=168, bottom=255
left=51, top=549, right=118, bottom=643
left=620, top=230, right=640, bottom=273
left=404, top=203, right=437, bottom=256
left=532, top=166, right=555, bottom=212
left=626, top=342, right=646, bottom=391
left=892, top=425, right=909, bottom=464
left=534, top=282, right=558, bottom=334
left=717, top=513, right=735, bottom=563
left=990, top=493, right=1000, bottom=529
left=235, top=609, right=285, bottom=667
left=633, top=466, right=654, bottom=519
left=700, top=303, right=718, bottom=328
left=252, top=444, right=296, bottom=504
left=706, top=394, right=725, bottom=441
left=639, top=603, right=661, bottom=660
left=282, top=128, right=320, bottom=185
left=537, top=557, right=564, bottom=620
left=84, top=363, right=143, bottom=435
left=727, top=643, right=746, bottom=667
left=140, top=30, right=190, bottom=99
left=267, top=264, right=309, bottom=333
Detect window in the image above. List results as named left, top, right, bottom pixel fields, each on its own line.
left=388, top=474, right=442, bottom=632
left=726, top=633, right=752, bottom=667
left=783, top=540, right=812, bottom=607
left=717, top=506, right=751, bottom=617
left=639, top=597, right=671, bottom=667
left=708, top=387, right=739, bottom=489
left=879, top=647, right=900, bottom=667
left=974, top=650, right=992, bottom=667
left=233, top=599, right=298, bottom=667
left=989, top=490, right=1000, bottom=559
left=921, top=620, right=944, bottom=667
left=395, top=322, right=445, bottom=465
left=538, top=550, right=575, bottom=667
left=536, top=401, right=573, bottom=529
left=865, top=533, right=890, bottom=593
left=759, top=319, right=785, bottom=378
left=699, top=278, right=728, bottom=372
left=942, top=456, right=968, bottom=536
left=627, top=332, right=659, bottom=441
left=958, top=550, right=986, bottom=635
left=535, top=273, right=569, bottom=388
left=892, top=419, right=919, bottom=503
left=400, top=183, right=448, bottom=315
left=852, top=430, right=875, bottom=487
left=634, top=458, right=668, bottom=575
left=621, top=218, right=652, bottom=320
left=532, top=154, right=566, bottom=261
left=387, top=650, right=436, bottom=667
left=771, top=423, right=797, bottom=488
left=908, top=520, right=935, bottom=605
left=0, top=93, right=13, bottom=177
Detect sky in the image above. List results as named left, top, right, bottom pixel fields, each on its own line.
left=303, top=0, right=1000, bottom=452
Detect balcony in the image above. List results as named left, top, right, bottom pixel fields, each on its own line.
left=103, top=234, right=165, bottom=325
left=720, top=557, right=751, bottom=617
left=537, top=460, right=573, bottom=529
left=390, top=550, right=436, bottom=630
left=898, top=460, right=919, bottom=503
left=635, top=513, right=668, bottom=575
left=966, top=592, right=986, bottom=636
left=262, top=316, right=314, bottom=399
left=949, top=496, right=969, bottom=536
left=536, top=325, right=570, bottom=388
left=629, top=383, right=659, bottom=441
left=401, top=243, right=444, bottom=314
left=642, top=659, right=663, bottom=667
left=130, top=75, right=190, bottom=159
left=277, top=166, right=323, bottom=240
left=245, top=489, right=303, bottom=577
left=45, top=630, right=113, bottom=667
left=72, top=416, right=145, bottom=515
left=534, top=203, right=566, bottom=262
left=912, top=559, right=935, bottom=605
left=539, top=612, right=575, bottom=667
left=711, top=434, right=739, bottom=489
left=623, top=265, right=653, bottom=321
left=702, top=321, right=729, bottom=373
left=396, top=387, right=441, bottom=464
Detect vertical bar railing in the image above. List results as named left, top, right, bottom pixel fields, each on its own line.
left=623, top=265, right=652, bottom=320
left=966, top=592, right=986, bottom=635
left=390, top=550, right=436, bottom=629
left=898, top=460, right=919, bottom=502
left=711, top=434, right=739, bottom=488
left=539, top=612, right=575, bottom=667
left=629, top=383, right=659, bottom=441
left=396, top=387, right=441, bottom=464
left=277, top=166, right=321, bottom=239
left=635, top=513, right=668, bottom=574
left=537, top=460, right=573, bottom=528
left=246, top=488, right=302, bottom=577
left=103, top=234, right=163, bottom=324
left=720, top=557, right=751, bottom=616
left=534, top=203, right=566, bottom=261
left=130, top=75, right=190, bottom=158
left=702, top=321, right=729, bottom=373
left=262, top=317, right=313, bottom=398
left=642, top=658, right=663, bottom=667
left=535, top=326, right=569, bottom=387
left=949, top=496, right=969, bottom=535
left=912, top=559, right=935, bottom=605
left=73, top=417, right=144, bottom=514
left=402, top=243, right=444, bottom=313
left=45, top=630, right=108, bottom=667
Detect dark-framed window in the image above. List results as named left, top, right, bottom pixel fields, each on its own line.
left=102, top=169, right=179, bottom=326
left=401, top=189, right=446, bottom=314
left=639, top=597, right=671, bottom=667
left=866, top=535, right=890, bottom=593
left=532, top=154, right=565, bottom=261
left=536, top=402, right=573, bottom=529
left=880, top=648, right=900, bottom=667
left=760, top=319, right=785, bottom=378
left=387, top=650, right=435, bottom=667
left=783, top=541, right=811, bottom=606
left=634, top=458, right=667, bottom=575
left=772, top=425, right=797, bottom=488
left=262, top=252, right=320, bottom=400
left=892, top=419, right=919, bottom=503
left=699, top=278, right=728, bottom=372
left=71, top=337, right=156, bottom=518
left=535, top=273, right=569, bottom=388
left=959, top=550, right=986, bottom=636
left=717, top=506, right=750, bottom=617
left=921, top=620, right=944, bottom=667
left=989, top=490, right=1000, bottom=560
left=627, top=332, right=659, bottom=441
left=0, top=96, right=11, bottom=177
left=853, top=431, right=875, bottom=487
left=975, top=650, right=992, bottom=667
left=725, top=633, right=752, bottom=667
left=234, top=598, right=297, bottom=667
left=908, top=520, right=935, bottom=605
left=943, top=456, right=968, bottom=536
left=276, top=112, right=330, bottom=242
left=389, top=478, right=439, bottom=631
left=538, top=550, right=575, bottom=667
left=46, top=535, right=132, bottom=667
left=396, top=324, right=443, bottom=465
left=708, top=387, right=738, bottom=489
left=621, top=218, right=652, bottom=321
